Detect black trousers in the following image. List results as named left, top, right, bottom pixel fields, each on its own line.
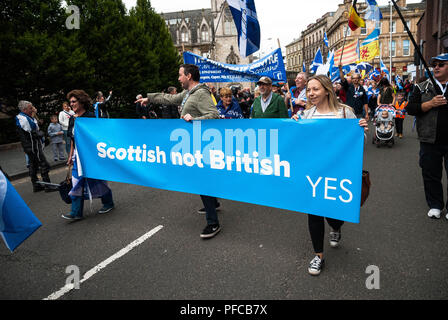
left=26, top=142, right=50, bottom=185
left=200, top=195, right=219, bottom=226
left=419, top=142, right=448, bottom=210
left=395, top=118, right=404, bottom=134
left=308, top=214, right=344, bottom=253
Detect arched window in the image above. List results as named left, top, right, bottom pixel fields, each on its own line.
left=201, top=25, right=209, bottom=42
left=181, top=27, right=189, bottom=43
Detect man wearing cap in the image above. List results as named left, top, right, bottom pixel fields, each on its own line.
left=408, top=53, right=448, bottom=220
left=251, top=76, right=288, bottom=118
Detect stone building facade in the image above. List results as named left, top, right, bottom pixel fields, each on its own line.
left=160, top=0, right=251, bottom=67
left=287, top=0, right=425, bottom=80
left=416, top=0, right=448, bottom=80
left=285, top=37, right=303, bottom=73
left=301, top=12, right=333, bottom=72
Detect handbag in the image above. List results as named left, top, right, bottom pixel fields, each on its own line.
left=341, top=107, right=371, bottom=207
left=59, top=165, right=73, bottom=204
left=361, top=170, right=371, bottom=207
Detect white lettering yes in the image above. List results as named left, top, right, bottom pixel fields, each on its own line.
left=306, top=176, right=353, bottom=203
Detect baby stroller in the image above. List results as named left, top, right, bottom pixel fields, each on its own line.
left=372, top=105, right=396, bottom=148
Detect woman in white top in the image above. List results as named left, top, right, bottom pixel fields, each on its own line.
left=58, top=102, right=75, bottom=156
left=293, top=75, right=368, bottom=276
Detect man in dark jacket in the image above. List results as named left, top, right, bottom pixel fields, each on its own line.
left=15, top=100, right=52, bottom=192
left=407, top=53, right=448, bottom=220
left=339, top=66, right=369, bottom=120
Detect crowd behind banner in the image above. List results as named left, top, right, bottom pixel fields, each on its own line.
left=12, top=68, right=417, bottom=173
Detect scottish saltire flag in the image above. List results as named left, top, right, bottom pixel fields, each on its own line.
left=226, top=0, right=261, bottom=58
left=317, top=50, right=335, bottom=78
left=310, top=47, right=323, bottom=73
left=359, top=28, right=380, bottom=62
left=356, top=62, right=373, bottom=74
left=0, top=171, right=42, bottom=252
left=330, top=65, right=341, bottom=82
left=395, top=75, right=403, bottom=90
left=323, top=32, right=329, bottom=47
left=380, top=57, right=390, bottom=79
left=365, top=0, right=383, bottom=21
left=302, top=61, right=306, bottom=73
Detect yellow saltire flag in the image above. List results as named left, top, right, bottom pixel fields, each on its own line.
left=359, top=28, right=380, bottom=62
left=359, top=41, right=380, bottom=62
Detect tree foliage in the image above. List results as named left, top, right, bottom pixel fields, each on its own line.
left=0, top=0, right=181, bottom=132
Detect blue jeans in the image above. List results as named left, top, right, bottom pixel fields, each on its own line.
left=200, top=195, right=219, bottom=225
left=70, top=190, right=114, bottom=217
left=63, top=130, right=71, bottom=156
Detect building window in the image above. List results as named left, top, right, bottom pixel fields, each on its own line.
left=361, top=27, right=367, bottom=35
left=406, top=20, right=411, bottom=31
left=344, top=26, right=351, bottom=37
left=391, top=40, right=396, bottom=57
left=201, top=25, right=209, bottom=42
left=390, top=21, right=396, bottom=33
left=181, top=27, right=189, bottom=43
left=224, top=20, right=237, bottom=35
left=403, top=39, right=410, bottom=56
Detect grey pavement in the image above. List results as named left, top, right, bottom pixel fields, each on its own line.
left=1, top=117, right=447, bottom=303
left=0, top=142, right=67, bottom=181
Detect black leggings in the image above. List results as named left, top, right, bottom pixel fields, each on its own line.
left=308, top=214, right=344, bottom=253
left=395, top=118, right=404, bottom=134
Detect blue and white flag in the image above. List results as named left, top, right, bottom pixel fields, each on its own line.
left=302, top=61, right=306, bottom=73
left=323, top=32, right=329, bottom=47
left=356, top=62, right=373, bottom=74
left=310, top=47, right=323, bottom=73
left=342, top=64, right=357, bottom=75
left=395, top=75, right=403, bottom=90
left=75, top=118, right=365, bottom=223
left=364, top=0, right=383, bottom=21
left=368, top=68, right=381, bottom=80
left=183, top=48, right=286, bottom=83
left=380, top=57, right=390, bottom=79
left=0, top=171, right=42, bottom=252
left=226, top=0, right=261, bottom=58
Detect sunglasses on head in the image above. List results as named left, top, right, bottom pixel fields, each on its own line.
left=431, top=62, right=447, bottom=68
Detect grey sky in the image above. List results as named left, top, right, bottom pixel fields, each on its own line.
left=123, top=0, right=422, bottom=55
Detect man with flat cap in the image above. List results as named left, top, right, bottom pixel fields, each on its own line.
left=408, top=53, right=448, bottom=220
left=251, top=76, right=289, bottom=118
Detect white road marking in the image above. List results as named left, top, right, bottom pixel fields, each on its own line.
left=43, top=225, right=164, bottom=300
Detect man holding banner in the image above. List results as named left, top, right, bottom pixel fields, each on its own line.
left=136, top=64, right=222, bottom=239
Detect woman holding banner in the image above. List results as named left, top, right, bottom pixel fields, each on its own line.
left=61, top=90, right=115, bottom=221
left=293, top=75, right=368, bottom=276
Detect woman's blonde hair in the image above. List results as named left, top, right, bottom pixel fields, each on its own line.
left=305, top=75, right=347, bottom=113
left=220, top=87, right=232, bottom=97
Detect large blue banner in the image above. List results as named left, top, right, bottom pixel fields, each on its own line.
left=75, top=119, right=364, bottom=223
left=183, top=48, right=286, bottom=83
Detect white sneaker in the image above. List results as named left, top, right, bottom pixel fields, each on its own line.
left=427, top=208, right=441, bottom=219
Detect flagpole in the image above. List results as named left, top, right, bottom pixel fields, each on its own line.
left=390, top=0, right=442, bottom=95
left=339, top=23, right=350, bottom=66
left=389, top=1, right=393, bottom=78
